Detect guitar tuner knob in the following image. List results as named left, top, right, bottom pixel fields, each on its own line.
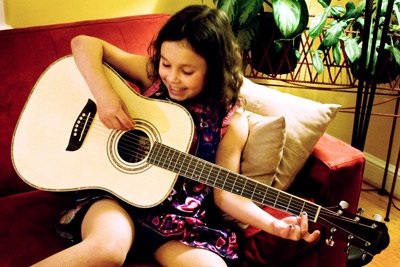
left=345, top=242, right=351, bottom=253
left=339, top=201, right=349, bottom=210
left=362, top=251, right=367, bottom=260
left=373, top=214, right=382, bottom=222
left=357, top=208, right=364, bottom=215
left=325, top=236, right=335, bottom=247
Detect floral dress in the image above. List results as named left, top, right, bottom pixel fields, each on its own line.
left=56, top=79, right=241, bottom=262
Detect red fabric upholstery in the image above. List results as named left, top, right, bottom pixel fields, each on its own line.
left=0, top=14, right=364, bottom=266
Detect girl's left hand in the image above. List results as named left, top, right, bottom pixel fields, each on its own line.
left=273, top=212, right=320, bottom=243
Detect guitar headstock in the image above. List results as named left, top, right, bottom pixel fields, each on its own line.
left=318, top=203, right=390, bottom=256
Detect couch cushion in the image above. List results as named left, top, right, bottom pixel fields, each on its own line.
left=241, top=78, right=340, bottom=190
left=241, top=111, right=286, bottom=185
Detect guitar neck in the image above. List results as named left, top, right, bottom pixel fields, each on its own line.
left=148, top=142, right=321, bottom=222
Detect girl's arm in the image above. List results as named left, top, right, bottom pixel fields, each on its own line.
left=213, top=109, right=320, bottom=243
left=71, top=35, right=152, bottom=130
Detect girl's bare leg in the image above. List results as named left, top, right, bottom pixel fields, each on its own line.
left=154, top=240, right=228, bottom=267
left=32, top=199, right=135, bottom=267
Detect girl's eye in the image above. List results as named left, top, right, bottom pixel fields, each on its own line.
left=183, top=71, right=194, bottom=75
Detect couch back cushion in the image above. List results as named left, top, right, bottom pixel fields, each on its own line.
left=0, top=14, right=170, bottom=196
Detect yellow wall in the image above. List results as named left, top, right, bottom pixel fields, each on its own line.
left=3, top=0, right=215, bottom=28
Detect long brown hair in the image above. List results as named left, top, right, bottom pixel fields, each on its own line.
left=148, top=5, right=243, bottom=125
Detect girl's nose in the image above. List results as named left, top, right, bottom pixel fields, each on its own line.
left=168, top=68, right=180, bottom=83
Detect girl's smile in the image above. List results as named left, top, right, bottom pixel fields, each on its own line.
left=159, top=39, right=208, bottom=103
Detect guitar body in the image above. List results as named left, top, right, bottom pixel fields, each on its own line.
left=12, top=56, right=195, bottom=208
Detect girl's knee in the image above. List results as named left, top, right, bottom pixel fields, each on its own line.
left=83, top=238, right=128, bottom=266
left=154, top=240, right=227, bottom=267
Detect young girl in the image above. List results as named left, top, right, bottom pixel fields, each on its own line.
left=34, top=5, right=319, bottom=267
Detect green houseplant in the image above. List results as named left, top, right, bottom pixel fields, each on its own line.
left=211, top=0, right=309, bottom=74
left=212, top=0, right=309, bottom=50
left=212, top=0, right=400, bottom=81
left=308, top=0, right=400, bottom=80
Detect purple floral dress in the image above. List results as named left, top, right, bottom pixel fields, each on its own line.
left=56, top=79, right=241, bottom=261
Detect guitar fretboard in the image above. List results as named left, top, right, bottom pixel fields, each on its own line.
left=147, top=142, right=321, bottom=222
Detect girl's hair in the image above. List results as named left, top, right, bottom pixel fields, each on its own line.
left=148, top=5, right=243, bottom=125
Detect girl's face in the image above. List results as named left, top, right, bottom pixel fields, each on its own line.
left=159, top=39, right=208, bottom=103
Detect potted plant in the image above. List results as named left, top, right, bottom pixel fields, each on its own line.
left=211, top=0, right=309, bottom=74
left=308, top=0, right=400, bottom=82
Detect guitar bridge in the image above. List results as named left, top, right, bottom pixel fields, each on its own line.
left=66, top=99, right=97, bottom=151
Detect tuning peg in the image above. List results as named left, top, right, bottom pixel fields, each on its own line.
left=362, top=251, right=367, bottom=260
left=339, top=201, right=349, bottom=210
left=357, top=208, right=364, bottom=215
left=345, top=242, right=351, bottom=253
left=373, top=214, right=382, bottom=222
left=325, top=236, right=335, bottom=247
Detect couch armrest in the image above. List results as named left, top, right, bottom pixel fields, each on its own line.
left=289, top=134, right=365, bottom=213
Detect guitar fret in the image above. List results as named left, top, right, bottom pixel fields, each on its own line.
left=273, top=191, right=280, bottom=208
left=262, top=186, right=269, bottom=205
left=212, top=168, right=220, bottom=188
left=203, top=164, right=213, bottom=185
left=171, top=150, right=180, bottom=173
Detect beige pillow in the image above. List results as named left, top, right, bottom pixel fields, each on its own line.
left=240, top=78, right=341, bottom=190
left=241, top=111, right=286, bottom=186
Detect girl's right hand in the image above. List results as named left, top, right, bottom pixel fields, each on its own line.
left=96, top=91, right=136, bottom=131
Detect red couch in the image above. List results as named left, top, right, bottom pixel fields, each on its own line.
left=0, top=14, right=365, bottom=266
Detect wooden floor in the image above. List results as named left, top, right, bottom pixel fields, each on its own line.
left=357, top=182, right=400, bottom=266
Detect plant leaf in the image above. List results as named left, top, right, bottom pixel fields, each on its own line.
left=355, top=0, right=366, bottom=17
left=237, top=18, right=259, bottom=50
left=237, top=0, right=264, bottom=28
left=291, top=0, right=309, bottom=37
left=323, top=22, right=343, bottom=47
left=343, top=37, right=361, bottom=63
left=312, top=50, right=324, bottom=74
left=385, top=44, right=400, bottom=66
left=394, top=0, right=400, bottom=23
left=341, top=2, right=356, bottom=19
left=333, top=40, right=341, bottom=65
left=309, top=9, right=330, bottom=38
left=217, top=0, right=239, bottom=25
left=318, top=0, right=331, bottom=9
left=295, top=49, right=301, bottom=61
left=272, top=0, right=302, bottom=37
left=330, top=5, right=346, bottom=17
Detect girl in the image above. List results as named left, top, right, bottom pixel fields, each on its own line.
left=34, top=5, right=319, bottom=267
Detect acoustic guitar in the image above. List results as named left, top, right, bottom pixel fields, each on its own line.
left=12, top=56, right=389, bottom=257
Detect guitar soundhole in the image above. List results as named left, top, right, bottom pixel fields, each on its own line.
left=117, top=130, right=150, bottom=163
left=107, top=119, right=160, bottom=174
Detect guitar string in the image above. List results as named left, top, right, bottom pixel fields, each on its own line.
left=82, top=120, right=359, bottom=223
left=318, top=216, right=372, bottom=245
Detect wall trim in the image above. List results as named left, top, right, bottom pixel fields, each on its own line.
left=363, top=152, right=400, bottom=199
left=0, top=0, right=12, bottom=30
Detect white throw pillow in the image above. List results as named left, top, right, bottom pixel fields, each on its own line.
left=241, top=111, right=286, bottom=186
left=240, top=78, right=341, bottom=190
